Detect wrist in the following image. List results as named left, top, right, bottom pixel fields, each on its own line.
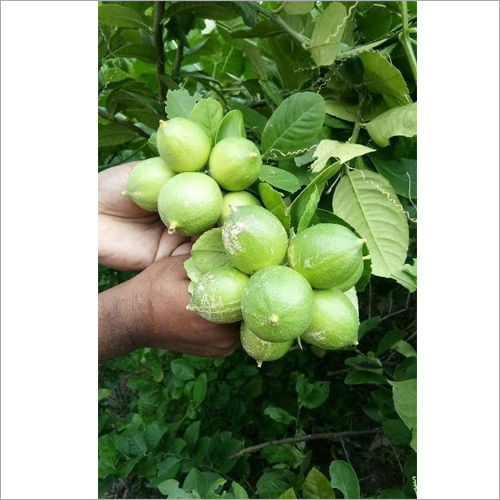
left=98, top=274, right=153, bottom=362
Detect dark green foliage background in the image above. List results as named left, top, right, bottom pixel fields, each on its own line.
left=98, top=2, right=417, bottom=498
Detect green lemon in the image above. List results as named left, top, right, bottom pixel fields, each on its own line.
left=222, top=205, right=288, bottom=275
left=287, top=223, right=364, bottom=290
left=335, top=258, right=364, bottom=291
left=208, top=137, right=262, bottom=191
left=240, top=322, right=292, bottom=367
left=301, top=288, right=359, bottom=350
left=158, top=172, right=222, bottom=236
left=241, top=265, right=314, bottom=343
left=157, top=117, right=211, bottom=173
left=187, top=266, right=249, bottom=323
left=217, top=191, right=262, bottom=226
left=122, top=157, right=175, bottom=211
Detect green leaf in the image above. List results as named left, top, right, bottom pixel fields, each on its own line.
left=284, top=1, right=315, bottom=15
left=303, top=467, right=335, bottom=499
left=165, top=88, right=202, bottom=119
left=193, top=373, right=208, bottom=406
left=376, top=329, right=406, bottom=356
left=410, top=428, right=417, bottom=452
left=98, top=434, right=118, bottom=479
left=389, top=378, right=416, bottom=431
left=189, top=98, right=224, bottom=144
left=333, top=169, right=409, bottom=278
left=258, top=183, right=291, bottom=232
left=158, top=479, right=189, bottom=498
left=325, top=99, right=358, bottom=122
left=98, top=4, right=148, bottom=28
left=257, top=471, right=295, bottom=499
left=296, top=374, right=330, bottom=409
left=344, top=370, right=387, bottom=385
left=231, top=481, right=249, bottom=499
left=184, top=257, right=203, bottom=284
left=392, top=340, right=417, bottom=358
left=184, top=468, right=208, bottom=497
left=365, top=103, right=417, bottom=147
left=170, top=359, right=196, bottom=381
left=114, top=43, right=157, bottom=63
left=98, top=388, right=111, bottom=402
left=309, top=2, right=347, bottom=66
left=311, top=140, right=375, bottom=173
left=345, top=353, right=383, bottom=373
left=358, top=316, right=380, bottom=340
left=262, top=92, right=325, bottom=161
left=370, top=155, right=417, bottom=199
left=229, top=101, right=267, bottom=138
left=259, top=165, right=301, bottom=193
left=279, top=487, right=297, bottom=499
left=297, top=182, right=325, bottom=233
left=264, top=405, right=296, bottom=425
left=359, top=52, right=409, bottom=103
left=260, top=79, right=283, bottom=107
left=215, top=110, right=246, bottom=143
left=114, top=428, right=147, bottom=457
left=383, top=419, right=412, bottom=445
left=289, top=161, right=343, bottom=230
left=329, top=460, right=360, bottom=499
left=184, top=421, right=201, bottom=452
left=231, top=19, right=282, bottom=39
left=144, top=421, right=167, bottom=449
left=157, top=457, right=182, bottom=480
left=190, top=228, right=230, bottom=274
left=392, top=259, right=417, bottom=292
left=98, top=124, right=137, bottom=147
left=208, top=432, right=242, bottom=473
left=164, top=1, right=237, bottom=21
left=262, top=444, right=305, bottom=466
left=243, top=42, right=268, bottom=80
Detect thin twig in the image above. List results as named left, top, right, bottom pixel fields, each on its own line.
left=339, top=436, right=352, bottom=466
left=153, top=1, right=167, bottom=100
left=230, top=428, right=381, bottom=459
left=172, top=40, right=184, bottom=80
left=98, top=107, right=151, bottom=138
left=248, top=2, right=310, bottom=47
left=380, top=307, right=414, bottom=322
left=399, top=1, right=417, bottom=82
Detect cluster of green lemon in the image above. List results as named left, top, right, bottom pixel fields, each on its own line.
left=123, top=116, right=363, bottom=365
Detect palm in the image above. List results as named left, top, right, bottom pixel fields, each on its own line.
left=98, top=162, right=189, bottom=270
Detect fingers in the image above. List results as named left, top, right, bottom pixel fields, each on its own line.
left=171, top=241, right=193, bottom=256
left=155, top=231, right=191, bottom=260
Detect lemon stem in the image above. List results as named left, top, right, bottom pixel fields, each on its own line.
left=168, top=222, right=178, bottom=235
left=269, top=314, right=279, bottom=325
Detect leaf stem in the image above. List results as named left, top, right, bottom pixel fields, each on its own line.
left=399, top=1, right=417, bottom=82
left=349, top=121, right=361, bottom=144
left=248, top=3, right=310, bottom=48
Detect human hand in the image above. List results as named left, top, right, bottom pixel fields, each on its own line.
left=99, top=254, right=240, bottom=362
left=98, top=162, right=191, bottom=270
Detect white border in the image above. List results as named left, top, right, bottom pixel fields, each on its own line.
left=418, top=2, right=499, bottom=499
left=1, top=2, right=97, bottom=498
